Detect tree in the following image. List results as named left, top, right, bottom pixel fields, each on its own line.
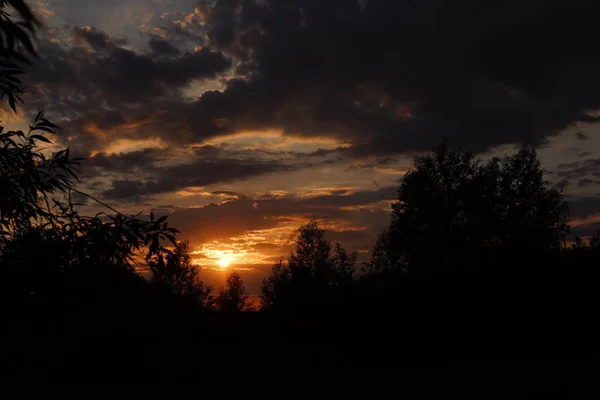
left=0, top=1, right=180, bottom=301
left=215, top=272, right=252, bottom=312
left=261, top=221, right=356, bottom=312
left=149, top=240, right=213, bottom=308
left=367, top=140, right=569, bottom=278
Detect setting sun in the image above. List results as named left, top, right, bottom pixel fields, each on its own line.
left=218, top=257, right=231, bottom=268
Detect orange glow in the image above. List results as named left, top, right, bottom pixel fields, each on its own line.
left=90, top=137, right=168, bottom=157
left=200, top=129, right=350, bottom=153
left=570, top=213, right=600, bottom=227
left=396, top=100, right=418, bottom=119
left=218, top=257, right=231, bottom=268
left=189, top=216, right=369, bottom=270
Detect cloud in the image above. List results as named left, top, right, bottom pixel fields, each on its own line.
left=71, top=26, right=111, bottom=51
left=165, top=186, right=395, bottom=247
left=578, top=179, right=600, bottom=187
left=575, top=132, right=589, bottom=141
left=165, top=0, right=600, bottom=156
left=25, top=26, right=231, bottom=153
left=149, top=38, right=181, bottom=55
left=302, top=186, right=397, bottom=208
left=100, top=156, right=287, bottom=200
left=22, top=1, right=600, bottom=167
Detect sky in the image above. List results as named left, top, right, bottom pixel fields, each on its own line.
left=6, top=0, right=600, bottom=292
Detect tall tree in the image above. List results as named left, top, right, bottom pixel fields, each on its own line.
left=149, top=240, right=213, bottom=308
left=261, top=221, right=356, bottom=312
left=367, top=140, right=569, bottom=278
left=215, top=272, right=252, bottom=312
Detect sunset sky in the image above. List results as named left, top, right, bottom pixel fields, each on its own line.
left=6, top=0, right=600, bottom=292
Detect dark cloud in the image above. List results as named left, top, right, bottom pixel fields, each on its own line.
left=553, top=179, right=570, bottom=190
left=556, top=159, right=600, bottom=181
left=149, top=38, right=181, bottom=56
left=85, top=149, right=163, bottom=176
left=71, top=26, right=111, bottom=51
left=578, top=178, right=600, bottom=188
left=102, top=179, right=147, bottom=201
left=25, top=27, right=231, bottom=153
left=567, top=197, right=600, bottom=219
left=22, top=1, right=600, bottom=163
left=180, top=0, right=600, bottom=155
left=346, top=157, right=398, bottom=171
left=303, top=186, right=397, bottom=208
left=100, top=157, right=286, bottom=200
left=575, top=132, right=589, bottom=141
left=579, top=152, right=593, bottom=158
left=165, top=188, right=393, bottom=251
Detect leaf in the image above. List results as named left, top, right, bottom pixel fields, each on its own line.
left=40, top=118, right=59, bottom=129
left=32, top=126, right=56, bottom=134
left=30, top=134, right=52, bottom=143
left=8, top=93, right=16, bottom=112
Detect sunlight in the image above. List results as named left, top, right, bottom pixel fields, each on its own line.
left=218, top=256, right=231, bottom=268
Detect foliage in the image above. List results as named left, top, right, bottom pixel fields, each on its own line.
left=149, top=240, right=214, bottom=308
left=215, top=271, right=253, bottom=312
left=0, top=111, right=180, bottom=271
left=261, top=221, right=356, bottom=312
left=0, top=1, right=182, bottom=301
left=1, top=0, right=40, bottom=111
left=366, top=139, right=570, bottom=278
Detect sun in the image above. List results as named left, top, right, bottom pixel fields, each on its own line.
left=218, top=257, right=231, bottom=268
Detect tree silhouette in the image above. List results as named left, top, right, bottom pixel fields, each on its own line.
left=215, top=271, right=252, bottom=312
left=149, top=240, right=214, bottom=308
left=261, top=221, right=356, bottom=312
left=366, top=140, right=569, bottom=279
left=0, top=0, right=179, bottom=303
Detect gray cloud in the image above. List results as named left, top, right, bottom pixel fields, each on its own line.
left=578, top=178, right=600, bottom=187
left=149, top=38, right=181, bottom=56
left=181, top=0, right=600, bottom=156
left=100, top=157, right=287, bottom=200
left=24, top=1, right=600, bottom=168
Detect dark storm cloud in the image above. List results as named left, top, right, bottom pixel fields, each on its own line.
left=181, top=0, right=600, bottom=155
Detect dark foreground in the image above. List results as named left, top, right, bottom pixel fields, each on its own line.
left=1, top=260, right=594, bottom=393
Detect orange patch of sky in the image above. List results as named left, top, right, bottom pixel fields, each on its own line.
left=90, top=137, right=168, bottom=157
left=200, top=129, right=350, bottom=153
left=190, top=217, right=316, bottom=269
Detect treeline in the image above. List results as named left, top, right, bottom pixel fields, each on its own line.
left=0, top=1, right=595, bottom=384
